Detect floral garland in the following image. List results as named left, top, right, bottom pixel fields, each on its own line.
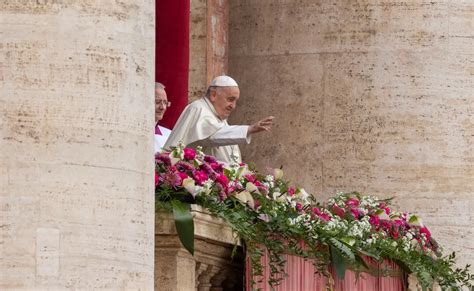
left=155, top=145, right=473, bottom=290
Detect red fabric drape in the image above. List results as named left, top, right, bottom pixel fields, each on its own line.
left=246, top=252, right=405, bottom=291
left=155, top=0, right=190, bottom=129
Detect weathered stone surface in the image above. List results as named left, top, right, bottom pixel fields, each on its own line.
left=155, top=207, right=243, bottom=291
left=189, top=0, right=229, bottom=101
left=0, top=1, right=155, bottom=289
left=229, top=0, right=473, bottom=268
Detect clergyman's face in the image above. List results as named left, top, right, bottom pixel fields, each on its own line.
left=155, top=88, right=168, bottom=122
left=209, top=86, right=240, bottom=120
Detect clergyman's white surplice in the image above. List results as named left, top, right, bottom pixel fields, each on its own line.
left=154, top=125, right=171, bottom=154
left=163, top=97, right=251, bottom=163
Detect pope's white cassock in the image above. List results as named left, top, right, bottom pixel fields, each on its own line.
left=163, top=97, right=250, bottom=164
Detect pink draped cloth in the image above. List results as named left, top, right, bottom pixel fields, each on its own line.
left=246, top=252, right=405, bottom=291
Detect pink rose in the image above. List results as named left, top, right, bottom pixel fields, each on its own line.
left=215, top=173, right=229, bottom=187
left=193, top=170, right=208, bottom=185
left=369, top=215, right=380, bottom=226
left=312, top=207, right=322, bottom=215
left=331, top=205, right=345, bottom=218
left=319, top=213, right=331, bottom=222
left=155, top=172, right=159, bottom=186
left=184, top=148, right=196, bottom=160
left=204, top=155, right=217, bottom=164
left=244, top=174, right=256, bottom=183
left=210, top=162, right=223, bottom=172
left=295, top=202, right=303, bottom=212
left=288, top=187, right=296, bottom=196
left=419, top=226, right=431, bottom=241
left=345, top=198, right=360, bottom=207
left=350, top=208, right=361, bottom=220
left=155, top=153, right=171, bottom=165
left=177, top=172, right=188, bottom=181
left=312, top=207, right=331, bottom=222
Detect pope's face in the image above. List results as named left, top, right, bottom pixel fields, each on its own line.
left=155, top=88, right=168, bottom=122
left=209, top=86, right=240, bottom=120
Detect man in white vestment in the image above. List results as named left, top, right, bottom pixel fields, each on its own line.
left=163, top=75, right=274, bottom=163
left=154, top=82, right=172, bottom=154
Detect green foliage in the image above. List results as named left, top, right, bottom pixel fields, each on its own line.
left=171, top=200, right=194, bottom=255
left=155, top=148, right=474, bottom=289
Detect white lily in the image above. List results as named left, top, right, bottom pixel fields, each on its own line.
left=246, top=182, right=259, bottom=193
left=235, top=190, right=255, bottom=209
left=182, top=178, right=197, bottom=197
left=273, top=168, right=284, bottom=180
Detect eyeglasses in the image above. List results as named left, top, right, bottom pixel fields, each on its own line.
left=156, top=100, right=171, bottom=107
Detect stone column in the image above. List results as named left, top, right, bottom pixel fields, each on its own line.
left=189, top=0, right=229, bottom=101
left=229, top=1, right=473, bottom=267
left=0, top=1, right=155, bottom=289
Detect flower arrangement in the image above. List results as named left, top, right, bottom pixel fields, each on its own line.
left=155, top=144, right=473, bottom=290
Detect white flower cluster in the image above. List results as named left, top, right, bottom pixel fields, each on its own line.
left=347, top=217, right=372, bottom=238
left=323, top=218, right=349, bottom=233
left=359, top=196, right=378, bottom=208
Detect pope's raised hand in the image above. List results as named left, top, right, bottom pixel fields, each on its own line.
left=248, top=116, right=274, bottom=135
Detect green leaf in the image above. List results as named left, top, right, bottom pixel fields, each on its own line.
left=171, top=200, right=194, bottom=255
left=331, top=245, right=347, bottom=279
left=418, top=271, right=433, bottom=290
left=357, top=249, right=381, bottom=261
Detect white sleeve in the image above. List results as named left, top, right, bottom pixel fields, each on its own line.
left=202, top=125, right=251, bottom=146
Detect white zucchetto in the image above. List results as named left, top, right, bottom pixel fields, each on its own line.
left=210, top=75, right=239, bottom=87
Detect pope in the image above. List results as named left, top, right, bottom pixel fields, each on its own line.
left=164, top=75, right=274, bottom=164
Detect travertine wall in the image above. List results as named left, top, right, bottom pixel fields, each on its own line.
left=229, top=1, right=473, bottom=267
left=189, top=0, right=229, bottom=101
left=0, top=1, right=155, bottom=289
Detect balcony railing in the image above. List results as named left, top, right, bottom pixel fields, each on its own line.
left=155, top=205, right=244, bottom=291
left=155, top=207, right=440, bottom=291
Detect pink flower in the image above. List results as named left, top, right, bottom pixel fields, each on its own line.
left=163, top=172, right=182, bottom=187
left=295, top=202, right=303, bottom=212
left=345, top=198, right=360, bottom=207
left=369, top=215, right=380, bottom=226
left=155, top=153, right=171, bottom=166
left=177, top=172, right=188, bottom=181
left=176, top=161, right=193, bottom=172
left=312, top=207, right=331, bottom=222
left=350, top=208, right=361, bottom=220
left=193, top=170, right=208, bottom=185
left=312, top=207, right=322, bottom=215
left=288, top=187, right=296, bottom=196
left=379, top=203, right=390, bottom=215
left=254, top=199, right=261, bottom=209
left=393, top=219, right=405, bottom=228
left=391, top=231, right=400, bottom=239
left=155, top=172, right=159, bottom=186
left=419, top=226, right=431, bottom=241
left=210, top=162, right=223, bottom=172
left=215, top=173, right=229, bottom=187
left=319, top=213, right=331, bottom=222
left=184, top=148, right=196, bottom=160
left=258, top=214, right=270, bottom=222
left=200, top=163, right=213, bottom=175
left=244, top=174, right=256, bottom=183
left=218, top=190, right=226, bottom=201
left=331, top=205, right=345, bottom=218
left=204, top=155, right=217, bottom=164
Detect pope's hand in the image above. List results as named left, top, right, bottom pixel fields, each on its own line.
left=248, top=116, right=274, bottom=135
